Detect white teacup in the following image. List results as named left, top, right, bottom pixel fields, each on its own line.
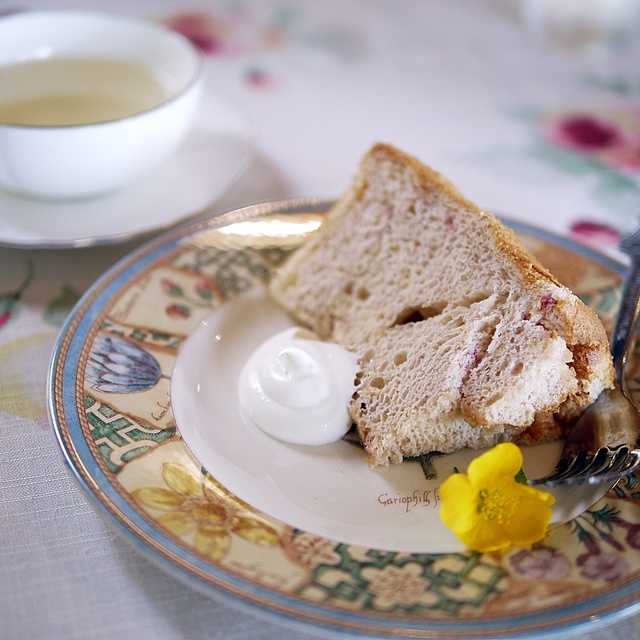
left=0, top=10, right=204, bottom=200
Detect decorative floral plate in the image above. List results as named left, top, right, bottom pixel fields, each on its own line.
left=49, top=199, right=640, bottom=639
left=171, top=285, right=613, bottom=555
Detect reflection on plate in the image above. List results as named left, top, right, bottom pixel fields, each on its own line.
left=49, top=199, right=640, bottom=639
left=0, top=93, right=252, bottom=248
left=172, top=286, right=613, bottom=554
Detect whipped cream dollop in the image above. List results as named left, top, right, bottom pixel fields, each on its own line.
left=238, top=327, right=360, bottom=445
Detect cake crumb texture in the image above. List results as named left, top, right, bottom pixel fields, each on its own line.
left=269, top=143, right=614, bottom=465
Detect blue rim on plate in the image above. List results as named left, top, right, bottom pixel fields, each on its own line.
left=48, top=198, right=640, bottom=639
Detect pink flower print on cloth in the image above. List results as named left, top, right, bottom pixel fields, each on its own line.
left=540, top=107, right=640, bottom=174
left=162, top=10, right=286, bottom=55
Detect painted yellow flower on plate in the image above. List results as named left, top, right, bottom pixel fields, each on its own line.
left=133, top=462, right=280, bottom=560
left=440, top=443, right=556, bottom=553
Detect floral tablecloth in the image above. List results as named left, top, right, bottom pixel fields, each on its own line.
left=1, top=1, right=640, bottom=639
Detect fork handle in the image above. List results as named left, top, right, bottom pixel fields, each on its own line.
left=611, top=251, right=640, bottom=387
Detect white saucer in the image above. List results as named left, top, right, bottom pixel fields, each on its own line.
left=0, top=93, right=253, bottom=248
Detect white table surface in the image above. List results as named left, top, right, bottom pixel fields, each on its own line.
left=1, top=1, right=640, bottom=638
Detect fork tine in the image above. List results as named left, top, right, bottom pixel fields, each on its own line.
left=530, top=449, right=594, bottom=485
left=532, top=449, right=614, bottom=486
left=532, top=448, right=640, bottom=486
left=561, top=449, right=614, bottom=484
left=583, top=448, right=619, bottom=476
left=581, top=452, right=640, bottom=485
left=606, top=449, right=640, bottom=476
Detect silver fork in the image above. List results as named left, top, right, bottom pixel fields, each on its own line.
left=530, top=228, right=640, bottom=486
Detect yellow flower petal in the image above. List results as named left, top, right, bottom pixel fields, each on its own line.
left=196, top=524, right=231, bottom=560
left=232, top=517, right=280, bottom=547
left=132, top=487, right=184, bottom=509
left=203, top=477, right=253, bottom=510
left=440, top=472, right=479, bottom=534
left=457, top=518, right=512, bottom=553
left=157, top=510, right=197, bottom=535
left=162, top=463, right=202, bottom=497
left=467, top=442, right=523, bottom=489
left=504, top=489, right=555, bottom=547
left=520, top=482, right=556, bottom=507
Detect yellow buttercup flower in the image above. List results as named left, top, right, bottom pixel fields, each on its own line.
left=440, top=442, right=556, bottom=553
